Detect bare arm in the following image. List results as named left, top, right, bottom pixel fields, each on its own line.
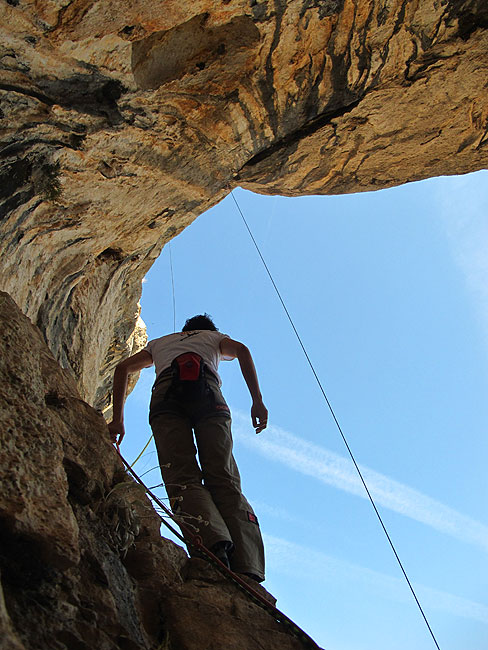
left=108, top=350, right=153, bottom=444
left=220, top=338, right=268, bottom=433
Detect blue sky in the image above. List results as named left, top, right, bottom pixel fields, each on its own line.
left=122, top=171, right=488, bottom=650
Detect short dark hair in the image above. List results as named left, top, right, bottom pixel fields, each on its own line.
left=182, top=313, right=218, bottom=332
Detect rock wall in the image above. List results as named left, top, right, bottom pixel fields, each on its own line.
left=0, top=1, right=487, bottom=409
left=0, top=291, right=313, bottom=650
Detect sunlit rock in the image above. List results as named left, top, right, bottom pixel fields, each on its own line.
left=0, top=1, right=486, bottom=411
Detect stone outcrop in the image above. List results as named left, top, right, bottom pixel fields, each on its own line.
left=0, top=291, right=313, bottom=650
left=0, top=1, right=487, bottom=410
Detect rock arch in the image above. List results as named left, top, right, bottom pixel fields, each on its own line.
left=0, top=0, right=487, bottom=409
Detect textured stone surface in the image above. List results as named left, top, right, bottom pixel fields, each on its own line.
left=0, top=291, right=319, bottom=650
left=0, top=1, right=487, bottom=410
left=163, top=559, right=304, bottom=650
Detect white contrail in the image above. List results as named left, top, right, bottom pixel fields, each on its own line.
left=265, top=534, right=488, bottom=625
left=232, top=411, right=488, bottom=552
left=435, top=170, right=488, bottom=350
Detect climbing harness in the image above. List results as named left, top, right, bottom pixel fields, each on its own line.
left=115, top=446, right=322, bottom=650
left=133, top=353, right=228, bottom=468
left=149, top=354, right=230, bottom=425
left=171, top=352, right=207, bottom=397
left=230, top=190, right=442, bottom=650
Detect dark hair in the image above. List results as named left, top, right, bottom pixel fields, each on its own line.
left=182, top=313, right=218, bottom=332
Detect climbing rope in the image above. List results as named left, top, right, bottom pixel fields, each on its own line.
left=115, top=447, right=322, bottom=650
left=230, top=190, right=442, bottom=650
left=129, top=434, right=153, bottom=468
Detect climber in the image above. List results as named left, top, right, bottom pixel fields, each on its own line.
left=108, top=313, right=268, bottom=582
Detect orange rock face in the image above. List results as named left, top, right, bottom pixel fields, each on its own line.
left=0, top=1, right=487, bottom=409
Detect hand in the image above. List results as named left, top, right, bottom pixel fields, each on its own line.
left=108, top=420, right=125, bottom=446
left=251, top=400, right=268, bottom=434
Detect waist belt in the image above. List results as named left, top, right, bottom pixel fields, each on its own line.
left=149, top=354, right=229, bottom=425
left=153, top=356, right=219, bottom=389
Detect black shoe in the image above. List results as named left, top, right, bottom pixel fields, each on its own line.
left=210, top=541, right=234, bottom=569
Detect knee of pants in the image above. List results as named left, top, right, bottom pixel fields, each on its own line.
left=161, top=467, right=204, bottom=496
left=201, top=463, right=242, bottom=491
left=204, top=484, right=251, bottom=514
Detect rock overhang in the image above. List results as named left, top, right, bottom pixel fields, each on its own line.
left=0, top=0, right=486, bottom=411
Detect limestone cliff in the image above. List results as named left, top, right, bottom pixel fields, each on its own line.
left=0, top=291, right=316, bottom=650
left=1, top=1, right=487, bottom=410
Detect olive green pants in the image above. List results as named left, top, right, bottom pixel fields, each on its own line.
left=149, top=376, right=265, bottom=580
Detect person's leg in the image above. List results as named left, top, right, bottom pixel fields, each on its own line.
left=151, top=411, right=232, bottom=552
left=194, top=413, right=265, bottom=581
